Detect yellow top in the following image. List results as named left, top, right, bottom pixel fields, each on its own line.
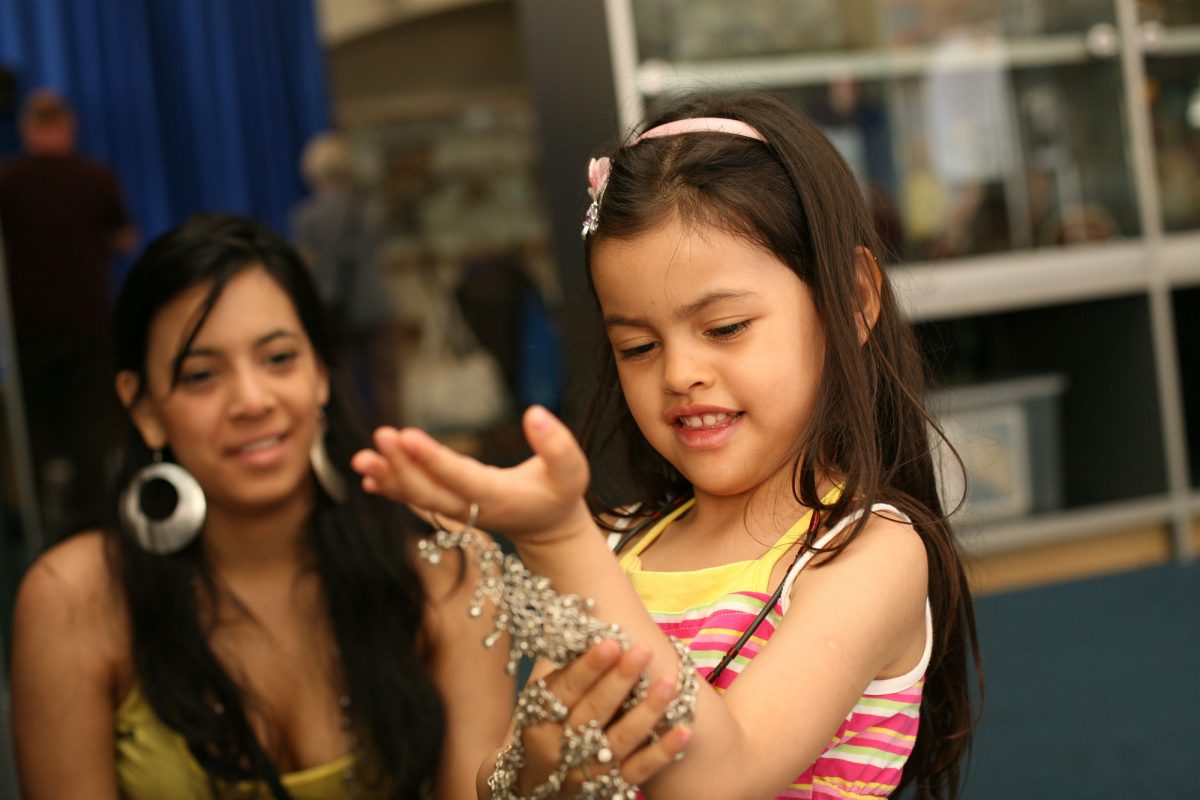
left=617, top=487, right=842, bottom=611
left=114, top=682, right=369, bottom=799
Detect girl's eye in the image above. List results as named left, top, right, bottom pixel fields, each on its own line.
left=617, top=341, right=658, bottom=361
left=707, top=320, right=751, bottom=339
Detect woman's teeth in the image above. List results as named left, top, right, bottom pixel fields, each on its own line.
left=238, top=435, right=282, bottom=453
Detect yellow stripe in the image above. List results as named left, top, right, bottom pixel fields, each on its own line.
left=864, top=725, right=917, bottom=742
left=814, top=775, right=899, bottom=798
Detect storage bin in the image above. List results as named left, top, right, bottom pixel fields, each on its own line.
left=927, top=374, right=1068, bottom=523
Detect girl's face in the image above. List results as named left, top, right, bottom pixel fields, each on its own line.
left=122, top=267, right=329, bottom=515
left=591, top=216, right=826, bottom=501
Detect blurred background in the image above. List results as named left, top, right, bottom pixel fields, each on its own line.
left=0, top=0, right=1196, bottom=797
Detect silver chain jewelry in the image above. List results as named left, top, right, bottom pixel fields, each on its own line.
left=419, top=504, right=699, bottom=799
left=517, top=678, right=569, bottom=726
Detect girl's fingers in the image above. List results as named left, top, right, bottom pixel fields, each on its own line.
left=564, top=645, right=651, bottom=731
left=390, top=427, right=507, bottom=516
left=619, top=725, right=692, bottom=786
left=522, top=406, right=590, bottom=497
left=540, top=641, right=622, bottom=709
left=355, top=428, right=470, bottom=514
left=601, top=675, right=677, bottom=760
left=517, top=643, right=623, bottom=787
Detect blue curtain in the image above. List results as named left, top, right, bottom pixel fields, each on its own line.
left=0, top=0, right=330, bottom=281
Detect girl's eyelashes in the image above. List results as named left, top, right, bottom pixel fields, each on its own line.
left=616, top=341, right=658, bottom=361
left=706, top=320, right=752, bottom=340
left=613, top=320, right=752, bottom=360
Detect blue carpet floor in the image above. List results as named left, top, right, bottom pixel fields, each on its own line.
left=961, top=562, right=1199, bottom=799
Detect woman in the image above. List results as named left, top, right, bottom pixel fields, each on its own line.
left=10, top=214, right=512, bottom=798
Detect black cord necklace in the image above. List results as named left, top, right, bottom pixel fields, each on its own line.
left=611, top=501, right=823, bottom=685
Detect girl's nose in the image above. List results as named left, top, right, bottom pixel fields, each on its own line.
left=661, top=344, right=712, bottom=395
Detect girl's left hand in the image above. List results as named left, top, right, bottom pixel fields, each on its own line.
left=350, top=405, right=596, bottom=547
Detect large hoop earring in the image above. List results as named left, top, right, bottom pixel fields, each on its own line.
left=311, top=410, right=346, bottom=503
left=119, top=453, right=206, bottom=554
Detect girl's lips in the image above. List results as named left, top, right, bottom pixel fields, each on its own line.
left=672, top=412, right=743, bottom=450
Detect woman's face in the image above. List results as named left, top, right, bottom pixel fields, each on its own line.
left=123, top=266, right=329, bottom=516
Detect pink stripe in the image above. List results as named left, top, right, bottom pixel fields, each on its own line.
left=844, top=713, right=919, bottom=738
left=836, top=736, right=912, bottom=759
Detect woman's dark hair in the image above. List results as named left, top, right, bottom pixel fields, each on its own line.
left=579, top=93, right=981, bottom=799
left=108, top=213, right=443, bottom=796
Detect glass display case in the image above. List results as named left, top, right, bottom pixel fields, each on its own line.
left=601, top=0, right=1197, bottom=558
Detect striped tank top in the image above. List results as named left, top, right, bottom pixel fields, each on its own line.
left=614, top=500, right=932, bottom=799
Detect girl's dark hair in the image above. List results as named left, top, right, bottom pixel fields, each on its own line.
left=108, top=213, right=443, bottom=796
left=580, top=93, right=981, bottom=799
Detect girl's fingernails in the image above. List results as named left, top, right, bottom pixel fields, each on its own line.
left=652, top=677, right=676, bottom=700
left=672, top=726, right=692, bottom=749
left=590, top=640, right=620, bottom=664
left=528, top=405, right=550, bottom=430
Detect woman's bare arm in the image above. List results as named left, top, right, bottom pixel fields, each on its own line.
left=11, top=533, right=125, bottom=800
left=419, top=543, right=515, bottom=799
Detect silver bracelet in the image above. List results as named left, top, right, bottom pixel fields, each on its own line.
left=420, top=506, right=698, bottom=799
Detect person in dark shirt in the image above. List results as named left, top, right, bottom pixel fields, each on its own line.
left=0, top=89, right=137, bottom=540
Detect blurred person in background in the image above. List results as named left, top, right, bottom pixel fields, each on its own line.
left=0, top=88, right=137, bottom=539
left=8, top=214, right=513, bottom=798
left=291, top=131, right=402, bottom=424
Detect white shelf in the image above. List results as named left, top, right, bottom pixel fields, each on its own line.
left=635, top=32, right=1101, bottom=95
left=957, top=494, right=1176, bottom=556
left=1147, top=25, right=1200, bottom=57
left=1160, top=232, right=1200, bottom=288
left=891, top=241, right=1149, bottom=322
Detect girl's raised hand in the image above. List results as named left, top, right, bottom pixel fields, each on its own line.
left=350, top=405, right=596, bottom=547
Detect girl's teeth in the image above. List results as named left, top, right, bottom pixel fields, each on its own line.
left=682, top=413, right=729, bottom=428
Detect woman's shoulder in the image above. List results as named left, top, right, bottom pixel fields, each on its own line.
left=14, top=531, right=129, bottom=651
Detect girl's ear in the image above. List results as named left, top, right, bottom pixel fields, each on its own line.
left=115, top=370, right=168, bottom=451
left=854, top=246, right=884, bottom=345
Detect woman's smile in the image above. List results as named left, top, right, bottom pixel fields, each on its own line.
left=225, top=430, right=290, bottom=467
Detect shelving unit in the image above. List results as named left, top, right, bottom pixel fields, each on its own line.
left=592, top=0, right=1198, bottom=566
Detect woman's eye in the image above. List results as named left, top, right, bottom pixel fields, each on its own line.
left=178, top=369, right=215, bottom=387
left=265, top=350, right=298, bottom=368
left=617, top=341, right=657, bottom=360
left=707, top=320, right=751, bottom=340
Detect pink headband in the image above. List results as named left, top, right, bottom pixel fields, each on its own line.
left=582, top=117, right=767, bottom=239
left=634, top=117, right=766, bottom=144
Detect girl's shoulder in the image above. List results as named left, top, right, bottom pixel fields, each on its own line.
left=818, top=502, right=923, bottom=555
left=800, top=503, right=928, bottom=597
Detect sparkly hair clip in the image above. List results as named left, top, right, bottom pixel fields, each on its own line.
left=580, top=117, right=766, bottom=241
left=581, top=156, right=611, bottom=239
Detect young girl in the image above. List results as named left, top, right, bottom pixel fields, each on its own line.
left=353, top=93, right=980, bottom=799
